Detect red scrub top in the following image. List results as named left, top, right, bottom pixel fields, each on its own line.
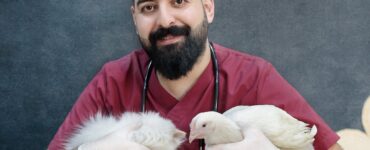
left=48, top=43, right=339, bottom=150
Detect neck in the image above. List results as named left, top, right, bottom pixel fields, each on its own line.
left=157, top=41, right=211, bottom=100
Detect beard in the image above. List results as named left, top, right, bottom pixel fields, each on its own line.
left=138, top=18, right=209, bottom=80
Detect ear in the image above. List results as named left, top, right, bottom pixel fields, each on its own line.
left=131, top=6, right=137, bottom=26
left=173, top=129, right=186, bottom=141
left=202, top=0, right=215, bottom=23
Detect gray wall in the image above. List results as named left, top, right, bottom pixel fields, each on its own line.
left=1, top=0, right=369, bottom=149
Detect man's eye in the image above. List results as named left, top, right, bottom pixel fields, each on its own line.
left=175, top=0, right=183, bottom=5
left=173, top=0, right=187, bottom=7
left=141, top=5, right=156, bottom=13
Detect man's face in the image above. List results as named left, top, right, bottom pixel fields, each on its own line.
left=132, top=0, right=214, bottom=80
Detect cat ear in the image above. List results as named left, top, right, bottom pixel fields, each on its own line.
left=173, top=129, right=186, bottom=141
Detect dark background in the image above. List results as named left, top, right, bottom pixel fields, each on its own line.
left=1, top=0, right=369, bottom=149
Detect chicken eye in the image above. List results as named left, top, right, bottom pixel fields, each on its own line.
left=202, top=124, right=207, bottom=127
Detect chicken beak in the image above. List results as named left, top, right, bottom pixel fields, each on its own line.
left=189, top=129, right=203, bottom=143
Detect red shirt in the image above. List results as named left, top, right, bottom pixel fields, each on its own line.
left=48, top=43, right=339, bottom=150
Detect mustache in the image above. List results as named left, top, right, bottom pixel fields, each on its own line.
left=149, top=26, right=191, bottom=45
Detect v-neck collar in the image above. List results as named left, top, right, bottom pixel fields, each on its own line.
left=147, top=58, right=214, bottom=116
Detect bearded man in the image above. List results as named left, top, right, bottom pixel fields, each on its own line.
left=49, top=0, right=342, bottom=149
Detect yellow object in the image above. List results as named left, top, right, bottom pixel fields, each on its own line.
left=337, top=96, right=370, bottom=150
left=362, top=96, right=370, bottom=136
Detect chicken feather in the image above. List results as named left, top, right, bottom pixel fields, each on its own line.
left=64, top=112, right=186, bottom=150
left=190, top=105, right=317, bottom=150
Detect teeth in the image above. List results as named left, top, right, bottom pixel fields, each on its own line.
left=163, top=35, right=172, bottom=40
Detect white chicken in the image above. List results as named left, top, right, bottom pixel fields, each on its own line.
left=64, top=112, right=186, bottom=150
left=189, top=105, right=317, bottom=150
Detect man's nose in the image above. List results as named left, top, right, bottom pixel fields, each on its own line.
left=156, top=7, right=176, bottom=28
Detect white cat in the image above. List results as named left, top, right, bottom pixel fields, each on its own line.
left=64, top=112, right=186, bottom=150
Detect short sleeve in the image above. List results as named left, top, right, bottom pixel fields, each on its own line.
left=256, top=62, right=340, bottom=150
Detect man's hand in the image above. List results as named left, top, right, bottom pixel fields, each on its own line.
left=206, top=126, right=279, bottom=150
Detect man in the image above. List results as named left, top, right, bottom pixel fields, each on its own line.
left=49, top=0, right=342, bottom=149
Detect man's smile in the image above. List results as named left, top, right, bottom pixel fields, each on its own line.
left=157, top=35, right=184, bottom=46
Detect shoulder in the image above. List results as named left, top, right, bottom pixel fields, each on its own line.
left=100, top=49, right=149, bottom=78
left=213, top=43, right=273, bottom=76
left=213, top=43, right=279, bottom=107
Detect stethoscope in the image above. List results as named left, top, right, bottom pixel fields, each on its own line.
left=140, top=42, right=219, bottom=150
